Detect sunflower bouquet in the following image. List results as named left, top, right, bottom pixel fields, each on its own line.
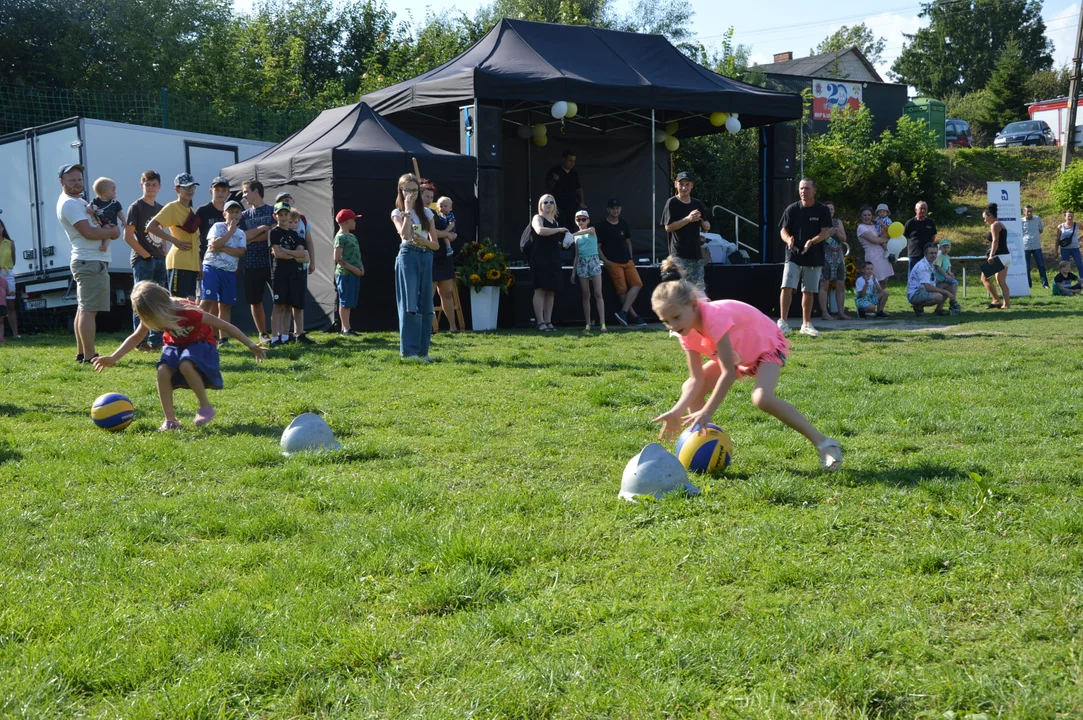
left=457, top=237, right=515, bottom=292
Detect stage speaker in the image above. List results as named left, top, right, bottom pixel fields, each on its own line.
left=460, top=104, right=503, bottom=168
left=478, top=167, right=504, bottom=248
left=761, top=124, right=798, bottom=263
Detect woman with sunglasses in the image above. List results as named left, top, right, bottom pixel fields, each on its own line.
left=530, top=194, right=566, bottom=331
left=391, top=174, right=441, bottom=360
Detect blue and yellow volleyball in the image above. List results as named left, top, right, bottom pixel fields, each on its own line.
left=91, top=393, right=135, bottom=432
left=675, top=423, right=733, bottom=473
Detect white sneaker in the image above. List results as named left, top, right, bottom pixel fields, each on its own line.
left=799, top=323, right=820, bottom=337
left=776, top=318, right=790, bottom=335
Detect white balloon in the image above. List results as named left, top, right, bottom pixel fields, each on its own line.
left=730, top=113, right=739, bottom=119
left=551, top=101, right=568, bottom=119
left=725, top=116, right=742, bottom=133
left=886, top=238, right=906, bottom=257
left=654, top=129, right=667, bottom=143
left=516, top=124, right=532, bottom=139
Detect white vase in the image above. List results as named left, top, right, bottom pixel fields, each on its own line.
left=470, top=286, right=500, bottom=331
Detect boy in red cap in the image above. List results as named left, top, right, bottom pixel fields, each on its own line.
left=334, top=209, right=364, bottom=335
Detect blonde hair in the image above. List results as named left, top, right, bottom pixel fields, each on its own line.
left=289, top=209, right=301, bottom=220
left=92, top=177, right=115, bottom=197
left=131, top=281, right=184, bottom=333
left=651, top=258, right=705, bottom=314
left=537, top=193, right=558, bottom=218
left=395, top=173, right=433, bottom=231
left=436, top=196, right=452, bottom=208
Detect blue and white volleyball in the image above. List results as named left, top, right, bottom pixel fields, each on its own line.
left=675, top=423, right=733, bottom=473
left=91, top=393, right=135, bottom=432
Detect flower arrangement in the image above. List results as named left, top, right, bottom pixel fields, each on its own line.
left=457, top=237, right=515, bottom=292
left=828, top=256, right=859, bottom=291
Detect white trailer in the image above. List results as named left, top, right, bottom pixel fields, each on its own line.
left=0, top=117, right=272, bottom=312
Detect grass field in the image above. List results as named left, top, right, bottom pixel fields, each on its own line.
left=2, top=291, right=1082, bottom=718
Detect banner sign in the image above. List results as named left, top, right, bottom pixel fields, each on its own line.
left=812, top=80, right=862, bottom=121
left=986, top=182, right=1030, bottom=297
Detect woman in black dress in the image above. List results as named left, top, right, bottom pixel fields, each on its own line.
left=981, top=202, right=1011, bottom=310
left=422, top=181, right=459, bottom=332
left=531, top=193, right=566, bottom=331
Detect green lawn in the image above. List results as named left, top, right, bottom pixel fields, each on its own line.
left=1, top=292, right=1082, bottom=718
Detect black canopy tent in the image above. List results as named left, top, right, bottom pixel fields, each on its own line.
left=361, top=18, right=802, bottom=261
left=221, top=102, right=477, bottom=331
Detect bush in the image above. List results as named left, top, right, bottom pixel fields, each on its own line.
left=804, top=106, right=951, bottom=219
left=674, top=129, right=760, bottom=224
left=1050, top=159, right=1083, bottom=212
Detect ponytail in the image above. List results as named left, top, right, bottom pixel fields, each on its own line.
left=651, top=258, right=705, bottom=313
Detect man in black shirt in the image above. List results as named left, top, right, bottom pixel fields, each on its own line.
left=597, top=198, right=646, bottom=326
left=903, top=201, right=937, bottom=276
left=196, top=177, right=230, bottom=264
left=778, top=177, right=832, bottom=337
left=546, top=149, right=584, bottom=231
left=125, top=170, right=165, bottom=348
left=661, top=172, right=711, bottom=291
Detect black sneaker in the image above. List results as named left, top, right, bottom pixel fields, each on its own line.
left=296, top=333, right=316, bottom=345
left=913, top=305, right=925, bottom=317
left=269, top=338, right=282, bottom=348
left=614, top=311, right=629, bottom=326
left=341, top=329, right=358, bottom=336
left=632, top=315, right=648, bottom=326
left=259, top=333, right=272, bottom=346
left=75, top=353, right=84, bottom=363
left=218, top=338, right=230, bottom=347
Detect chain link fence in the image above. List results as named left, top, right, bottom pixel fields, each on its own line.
left=0, top=85, right=317, bottom=143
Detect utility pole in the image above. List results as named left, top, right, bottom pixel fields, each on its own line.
left=1062, top=4, right=1083, bottom=170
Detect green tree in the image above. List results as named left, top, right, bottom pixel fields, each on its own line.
left=891, top=0, right=1051, bottom=98
left=980, top=39, right=1030, bottom=132
left=1051, top=159, right=1083, bottom=211
left=476, top=0, right=608, bottom=26
left=813, top=23, right=886, bottom=66
left=944, top=89, right=994, bottom=146
left=1027, top=66, right=1071, bottom=103
left=609, top=0, right=695, bottom=54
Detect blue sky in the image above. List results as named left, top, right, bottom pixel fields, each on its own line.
left=234, top=0, right=1081, bottom=83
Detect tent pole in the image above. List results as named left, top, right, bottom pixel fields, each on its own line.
left=651, top=108, right=656, bottom=266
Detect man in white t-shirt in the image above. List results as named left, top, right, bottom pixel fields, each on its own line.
left=57, top=163, right=121, bottom=363
left=906, top=242, right=954, bottom=316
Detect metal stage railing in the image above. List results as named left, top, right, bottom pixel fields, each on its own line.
left=712, top=205, right=761, bottom=257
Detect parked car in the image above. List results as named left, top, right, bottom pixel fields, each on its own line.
left=993, top=120, right=1056, bottom=147
left=945, top=119, right=973, bottom=148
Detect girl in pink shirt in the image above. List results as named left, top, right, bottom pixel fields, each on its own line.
left=650, top=259, right=842, bottom=470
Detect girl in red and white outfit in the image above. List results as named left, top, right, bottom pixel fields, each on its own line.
left=650, top=259, right=842, bottom=470
left=93, top=281, right=265, bottom=431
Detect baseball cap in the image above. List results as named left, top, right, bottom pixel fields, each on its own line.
left=273, top=202, right=292, bottom=213
left=875, top=203, right=889, bottom=212
left=335, top=209, right=359, bottom=223
left=938, top=238, right=952, bottom=246
left=675, top=172, right=693, bottom=182
left=607, top=198, right=621, bottom=207
left=211, top=176, right=230, bottom=187
left=58, top=163, right=84, bottom=177
left=575, top=209, right=589, bottom=218
left=275, top=192, right=293, bottom=202
left=174, top=173, right=198, bottom=187
left=223, top=200, right=243, bottom=212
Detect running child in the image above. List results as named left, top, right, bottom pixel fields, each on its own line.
left=650, top=259, right=842, bottom=470
left=92, top=281, right=265, bottom=431
left=570, top=209, right=608, bottom=332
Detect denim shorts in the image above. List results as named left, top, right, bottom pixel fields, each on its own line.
left=336, top=273, right=360, bottom=308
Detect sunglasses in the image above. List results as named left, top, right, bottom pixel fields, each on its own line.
left=402, top=185, right=419, bottom=192
left=542, top=200, right=555, bottom=205
left=576, top=217, right=589, bottom=222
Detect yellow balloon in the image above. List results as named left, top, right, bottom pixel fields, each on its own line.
left=534, top=134, right=549, bottom=147
left=666, top=121, right=679, bottom=135
left=565, top=101, right=578, bottom=118
left=664, top=135, right=680, bottom=152
left=533, top=123, right=547, bottom=138
left=709, top=112, right=728, bottom=127
left=888, top=221, right=905, bottom=239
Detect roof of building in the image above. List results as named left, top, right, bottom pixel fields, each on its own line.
left=754, top=47, right=883, bottom=83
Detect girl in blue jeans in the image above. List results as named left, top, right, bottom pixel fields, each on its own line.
left=391, top=174, right=441, bottom=361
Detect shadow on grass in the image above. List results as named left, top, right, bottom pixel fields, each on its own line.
left=0, top=438, right=21, bottom=464
left=836, top=462, right=970, bottom=488
left=0, top=404, right=27, bottom=416
left=212, top=422, right=283, bottom=439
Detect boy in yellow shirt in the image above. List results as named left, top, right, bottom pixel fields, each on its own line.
left=147, top=173, right=201, bottom=300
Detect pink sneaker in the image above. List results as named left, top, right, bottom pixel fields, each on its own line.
left=158, top=420, right=181, bottom=432
left=193, top=407, right=216, bottom=426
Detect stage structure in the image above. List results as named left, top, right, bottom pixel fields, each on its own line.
left=221, top=102, right=476, bottom=331
left=361, top=18, right=803, bottom=264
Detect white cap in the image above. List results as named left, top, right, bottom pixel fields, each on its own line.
left=281, top=413, right=341, bottom=456
left=875, top=203, right=889, bottom=213
left=619, top=443, right=700, bottom=502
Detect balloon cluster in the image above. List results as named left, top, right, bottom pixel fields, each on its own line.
left=654, top=112, right=742, bottom=151
left=885, top=222, right=906, bottom=257
left=517, top=101, right=581, bottom=147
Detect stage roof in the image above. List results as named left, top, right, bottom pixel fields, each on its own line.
left=223, top=102, right=476, bottom=185
left=361, top=18, right=802, bottom=131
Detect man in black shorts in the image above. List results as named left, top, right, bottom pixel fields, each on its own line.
left=240, top=180, right=275, bottom=344
left=268, top=202, right=309, bottom=347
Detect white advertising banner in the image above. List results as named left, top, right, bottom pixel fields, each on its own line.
left=987, top=182, right=1030, bottom=297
